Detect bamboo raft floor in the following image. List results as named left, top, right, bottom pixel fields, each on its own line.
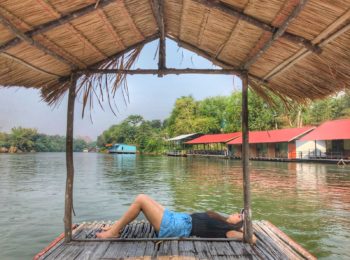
left=35, top=220, right=316, bottom=260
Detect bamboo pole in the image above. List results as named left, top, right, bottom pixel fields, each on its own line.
left=78, top=68, right=244, bottom=75
left=241, top=71, right=253, bottom=244
left=151, top=0, right=166, bottom=76
left=64, top=74, right=77, bottom=242
left=193, top=0, right=320, bottom=53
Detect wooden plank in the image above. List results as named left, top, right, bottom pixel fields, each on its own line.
left=144, top=241, right=156, bottom=258
left=157, top=241, right=172, bottom=256
left=212, top=242, right=234, bottom=256
left=178, top=241, right=196, bottom=257
left=170, top=240, right=179, bottom=257
left=264, top=220, right=316, bottom=259
left=257, top=221, right=308, bottom=259
left=205, top=242, right=221, bottom=260
left=102, top=241, right=130, bottom=258
left=133, top=242, right=148, bottom=257
left=253, top=223, right=289, bottom=259
left=256, top=222, right=293, bottom=255
left=75, top=242, right=111, bottom=260
left=55, top=243, right=86, bottom=260
left=193, top=241, right=210, bottom=259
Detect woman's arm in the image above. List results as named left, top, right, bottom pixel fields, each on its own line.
left=226, top=230, right=257, bottom=244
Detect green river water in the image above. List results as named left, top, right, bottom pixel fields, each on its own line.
left=0, top=153, right=349, bottom=259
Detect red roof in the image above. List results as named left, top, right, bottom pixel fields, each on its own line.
left=186, top=132, right=241, bottom=144
left=227, top=127, right=314, bottom=145
left=299, top=119, right=350, bottom=141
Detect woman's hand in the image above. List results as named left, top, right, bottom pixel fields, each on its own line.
left=226, top=231, right=257, bottom=245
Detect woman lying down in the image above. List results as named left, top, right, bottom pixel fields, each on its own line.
left=96, top=194, right=256, bottom=243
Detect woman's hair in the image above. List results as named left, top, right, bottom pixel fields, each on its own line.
left=206, top=210, right=244, bottom=230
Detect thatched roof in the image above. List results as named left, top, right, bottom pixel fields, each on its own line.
left=0, top=0, right=349, bottom=105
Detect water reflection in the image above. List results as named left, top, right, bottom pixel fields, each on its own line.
left=0, top=154, right=349, bottom=259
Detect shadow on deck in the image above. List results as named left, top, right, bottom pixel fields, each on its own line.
left=35, top=220, right=315, bottom=259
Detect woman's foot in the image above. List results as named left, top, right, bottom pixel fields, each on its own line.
left=96, top=229, right=120, bottom=239
left=102, top=225, right=111, bottom=231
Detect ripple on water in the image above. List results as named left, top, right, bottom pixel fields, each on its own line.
left=0, top=154, right=350, bottom=259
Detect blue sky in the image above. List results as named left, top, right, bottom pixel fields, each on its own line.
left=0, top=39, right=242, bottom=140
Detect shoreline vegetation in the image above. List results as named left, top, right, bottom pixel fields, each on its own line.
left=1, top=90, right=349, bottom=154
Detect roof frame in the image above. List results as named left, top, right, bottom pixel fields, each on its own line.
left=0, top=0, right=115, bottom=53
left=35, top=0, right=108, bottom=60
left=0, top=13, right=77, bottom=69
left=264, top=10, right=350, bottom=81
left=242, top=0, right=309, bottom=70
left=193, top=0, right=321, bottom=53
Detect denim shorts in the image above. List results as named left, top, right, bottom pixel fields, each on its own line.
left=158, top=209, right=192, bottom=238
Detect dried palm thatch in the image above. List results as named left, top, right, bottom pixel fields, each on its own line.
left=0, top=0, right=349, bottom=112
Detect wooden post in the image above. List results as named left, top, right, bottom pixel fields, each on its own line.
left=241, top=71, right=253, bottom=244
left=64, top=74, right=77, bottom=242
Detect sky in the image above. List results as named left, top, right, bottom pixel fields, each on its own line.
left=0, top=39, right=242, bottom=140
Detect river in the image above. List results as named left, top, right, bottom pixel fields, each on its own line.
left=0, top=153, right=349, bottom=259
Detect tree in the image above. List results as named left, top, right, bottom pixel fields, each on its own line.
left=167, top=96, right=198, bottom=136
left=9, top=127, right=38, bottom=152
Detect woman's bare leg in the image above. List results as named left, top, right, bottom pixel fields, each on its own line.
left=97, top=194, right=165, bottom=238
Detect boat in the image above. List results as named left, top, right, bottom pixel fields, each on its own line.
left=108, top=144, right=136, bottom=154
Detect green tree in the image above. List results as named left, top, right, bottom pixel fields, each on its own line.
left=9, top=127, right=38, bottom=152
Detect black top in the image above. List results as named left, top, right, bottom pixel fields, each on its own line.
left=190, top=212, right=238, bottom=238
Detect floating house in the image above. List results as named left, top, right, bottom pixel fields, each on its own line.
left=166, top=133, right=202, bottom=156
left=299, top=119, right=350, bottom=160
left=186, top=132, right=241, bottom=156
left=227, top=127, right=314, bottom=159
left=108, top=144, right=136, bottom=154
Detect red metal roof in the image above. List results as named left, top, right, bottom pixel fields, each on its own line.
left=299, top=119, right=350, bottom=141
left=186, top=132, right=241, bottom=144
left=227, top=127, right=314, bottom=145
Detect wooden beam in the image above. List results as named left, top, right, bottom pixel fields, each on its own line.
left=78, top=68, right=244, bottom=75
left=0, top=0, right=115, bottom=53
left=264, top=19, right=350, bottom=80
left=1, top=52, right=63, bottom=77
left=151, top=0, right=166, bottom=75
left=64, top=74, right=77, bottom=243
left=193, top=0, right=321, bottom=53
left=243, top=0, right=310, bottom=70
left=0, top=15, right=76, bottom=68
left=241, top=71, right=253, bottom=244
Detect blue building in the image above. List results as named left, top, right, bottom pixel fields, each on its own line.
left=108, top=144, right=136, bottom=154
